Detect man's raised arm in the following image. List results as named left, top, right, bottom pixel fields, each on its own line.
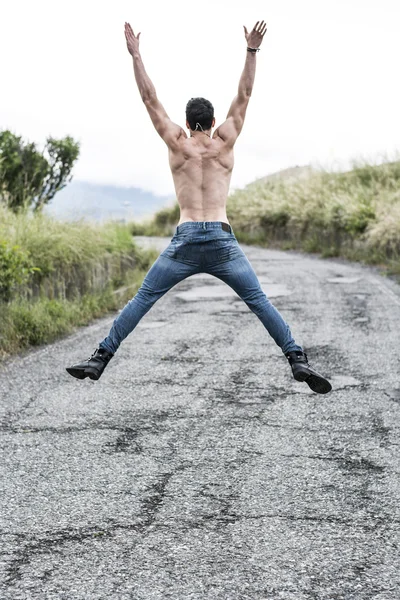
left=214, top=20, right=267, bottom=145
left=124, top=22, right=186, bottom=147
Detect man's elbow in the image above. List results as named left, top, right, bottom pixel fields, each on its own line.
left=142, top=93, right=157, bottom=106
left=238, top=89, right=252, bottom=102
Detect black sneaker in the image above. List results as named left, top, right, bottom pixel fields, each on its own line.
left=285, top=350, right=332, bottom=394
left=66, top=347, right=114, bottom=381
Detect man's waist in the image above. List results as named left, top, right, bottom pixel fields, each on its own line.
left=176, top=221, right=233, bottom=234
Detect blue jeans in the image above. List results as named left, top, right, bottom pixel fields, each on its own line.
left=99, top=221, right=303, bottom=356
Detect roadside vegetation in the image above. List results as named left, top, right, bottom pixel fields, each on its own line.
left=0, top=205, right=158, bottom=360
left=0, top=129, right=158, bottom=360
left=131, top=159, right=400, bottom=277
left=2, top=140, right=399, bottom=361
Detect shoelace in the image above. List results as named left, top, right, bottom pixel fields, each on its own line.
left=299, top=352, right=310, bottom=364
left=287, top=351, right=309, bottom=364
left=86, top=348, right=99, bottom=361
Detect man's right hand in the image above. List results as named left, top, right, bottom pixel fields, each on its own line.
left=243, top=20, right=267, bottom=48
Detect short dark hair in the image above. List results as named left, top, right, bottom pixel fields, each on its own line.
left=186, top=97, right=214, bottom=131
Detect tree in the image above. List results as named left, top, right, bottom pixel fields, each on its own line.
left=0, top=131, right=49, bottom=212
left=0, top=130, right=80, bottom=213
left=34, top=136, right=80, bottom=212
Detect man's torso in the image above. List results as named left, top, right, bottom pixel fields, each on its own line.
left=168, top=132, right=234, bottom=225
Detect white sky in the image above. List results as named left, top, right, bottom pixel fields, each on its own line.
left=1, top=0, right=399, bottom=195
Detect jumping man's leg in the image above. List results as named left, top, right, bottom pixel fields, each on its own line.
left=99, top=251, right=198, bottom=355
left=209, top=244, right=303, bottom=355
left=207, top=239, right=331, bottom=393
left=66, top=245, right=199, bottom=380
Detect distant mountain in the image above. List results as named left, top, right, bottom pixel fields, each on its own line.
left=44, top=180, right=175, bottom=222
left=253, top=165, right=315, bottom=185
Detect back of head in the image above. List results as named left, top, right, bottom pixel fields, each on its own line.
left=186, top=97, right=214, bottom=131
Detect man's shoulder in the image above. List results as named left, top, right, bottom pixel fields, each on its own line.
left=166, top=128, right=188, bottom=152
left=212, top=122, right=237, bottom=147
left=212, top=127, right=222, bottom=140
left=211, top=128, right=236, bottom=151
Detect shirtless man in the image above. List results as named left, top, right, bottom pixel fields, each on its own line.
left=66, top=20, right=332, bottom=394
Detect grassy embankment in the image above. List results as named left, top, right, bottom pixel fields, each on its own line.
left=0, top=206, right=158, bottom=360
left=131, top=160, right=400, bottom=277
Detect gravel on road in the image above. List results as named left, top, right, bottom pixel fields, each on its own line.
left=1, top=236, right=399, bottom=600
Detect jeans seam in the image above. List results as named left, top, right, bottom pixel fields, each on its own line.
left=161, top=252, right=190, bottom=264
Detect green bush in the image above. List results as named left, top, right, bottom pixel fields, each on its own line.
left=0, top=204, right=144, bottom=295
left=0, top=241, right=40, bottom=301
left=0, top=204, right=159, bottom=359
left=0, top=259, right=157, bottom=359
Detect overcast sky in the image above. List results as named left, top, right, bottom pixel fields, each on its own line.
left=1, top=0, right=399, bottom=195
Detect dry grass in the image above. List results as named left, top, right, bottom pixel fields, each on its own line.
left=0, top=206, right=158, bottom=358
left=131, top=158, right=400, bottom=274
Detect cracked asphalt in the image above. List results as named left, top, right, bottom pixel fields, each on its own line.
left=1, top=236, right=400, bottom=600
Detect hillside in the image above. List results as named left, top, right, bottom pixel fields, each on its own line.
left=129, top=160, right=400, bottom=277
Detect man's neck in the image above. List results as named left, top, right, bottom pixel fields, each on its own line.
left=190, top=129, right=212, bottom=139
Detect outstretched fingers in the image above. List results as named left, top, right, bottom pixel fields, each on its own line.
left=253, top=19, right=267, bottom=34
left=124, top=22, right=139, bottom=39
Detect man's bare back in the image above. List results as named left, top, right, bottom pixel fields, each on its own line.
left=169, top=133, right=234, bottom=225
left=123, top=19, right=268, bottom=222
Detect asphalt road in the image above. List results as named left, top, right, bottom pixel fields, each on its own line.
left=1, top=236, right=400, bottom=600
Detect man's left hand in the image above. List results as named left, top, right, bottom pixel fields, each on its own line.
left=124, top=22, right=141, bottom=56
